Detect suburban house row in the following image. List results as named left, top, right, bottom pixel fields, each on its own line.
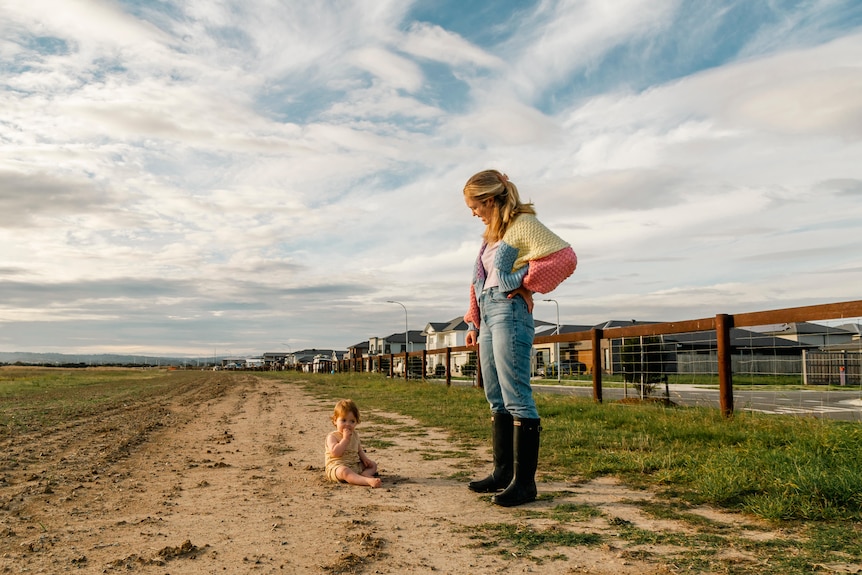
left=236, top=318, right=861, bottom=385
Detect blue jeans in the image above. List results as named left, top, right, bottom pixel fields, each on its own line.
left=477, top=287, right=539, bottom=419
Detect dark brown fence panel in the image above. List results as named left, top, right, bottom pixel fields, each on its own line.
left=805, top=351, right=862, bottom=386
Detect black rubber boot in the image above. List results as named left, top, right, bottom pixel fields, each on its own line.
left=468, top=412, right=514, bottom=493
left=492, top=418, right=540, bottom=507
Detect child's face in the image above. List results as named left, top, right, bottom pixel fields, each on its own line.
left=334, top=412, right=358, bottom=433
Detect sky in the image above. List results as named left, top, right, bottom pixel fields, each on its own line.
left=2, top=0, right=861, bottom=357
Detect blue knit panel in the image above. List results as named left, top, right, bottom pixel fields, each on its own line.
left=495, top=243, right=529, bottom=292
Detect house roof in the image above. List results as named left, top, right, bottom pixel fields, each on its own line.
left=820, top=341, right=862, bottom=352
left=424, top=322, right=450, bottom=333
left=835, top=323, right=862, bottom=335
left=748, top=322, right=857, bottom=336
left=384, top=330, right=425, bottom=344
left=534, top=324, right=594, bottom=337
left=293, top=348, right=346, bottom=362
left=665, top=328, right=813, bottom=350
left=424, top=316, right=468, bottom=334
left=594, top=320, right=661, bottom=330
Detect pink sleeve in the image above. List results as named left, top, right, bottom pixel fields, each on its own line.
left=464, top=284, right=480, bottom=329
left=522, top=247, right=577, bottom=294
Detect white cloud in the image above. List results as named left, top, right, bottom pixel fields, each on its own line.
left=507, top=0, right=678, bottom=100
left=400, top=22, right=505, bottom=69
left=349, top=46, right=425, bottom=92
left=11, top=0, right=171, bottom=49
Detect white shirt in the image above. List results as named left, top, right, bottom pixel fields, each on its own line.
left=481, top=241, right=501, bottom=291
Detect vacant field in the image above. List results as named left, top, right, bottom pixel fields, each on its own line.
left=0, top=367, right=859, bottom=574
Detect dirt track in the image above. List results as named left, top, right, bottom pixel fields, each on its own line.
left=1, top=371, right=774, bottom=574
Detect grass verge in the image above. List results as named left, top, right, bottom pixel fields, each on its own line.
left=261, top=371, right=862, bottom=573
left=263, top=371, right=862, bottom=522
left=4, top=367, right=859, bottom=573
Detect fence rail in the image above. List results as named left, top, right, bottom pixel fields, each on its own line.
left=337, top=299, right=862, bottom=417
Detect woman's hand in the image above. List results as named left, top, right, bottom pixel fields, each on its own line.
left=508, top=286, right=534, bottom=313
left=465, top=330, right=478, bottom=347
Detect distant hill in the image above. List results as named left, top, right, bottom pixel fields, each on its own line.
left=0, top=351, right=214, bottom=367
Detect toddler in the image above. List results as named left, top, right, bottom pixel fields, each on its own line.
left=324, top=399, right=381, bottom=488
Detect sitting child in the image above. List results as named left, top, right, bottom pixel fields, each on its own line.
left=324, top=399, right=382, bottom=488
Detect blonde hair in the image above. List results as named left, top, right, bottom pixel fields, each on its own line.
left=463, top=169, right=535, bottom=243
left=332, top=399, right=360, bottom=425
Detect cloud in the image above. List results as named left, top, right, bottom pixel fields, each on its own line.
left=400, top=22, right=505, bottom=69
left=817, top=178, right=862, bottom=196
left=555, top=169, right=685, bottom=211
left=1, top=1, right=861, bottom=355
left=349, top=46, right=425, bottom=92
left=714, top=36, right=862, bottom=141
left=9, top=0, right=171, bottom=51
left=0, top=170, right=109, bottom=227
left=506, top=0, right=678, bottom=101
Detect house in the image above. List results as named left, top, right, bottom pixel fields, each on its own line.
left=220, top=356, right=264, bottom=370
left=347, top=341, right=369, bottom=360
left=262, top=351, right=295, bottom=370
left=533, top=323, right=593, bottom=374
left=220, top=357, right=246, bottom=370
left=665, top=328, right=814, bottom=376
left=748, top=322, right=857, bottom=347
left=423, top=317, right=471, bottom=376
left=293, top=349, right=346, bottom=373
left=368, top=331, right=425, bottom=355
left=420, top=316, right=572, bottom=377
left=834, top=323, right=862, bottom=340
left=595, top=320, right=662, bottom=376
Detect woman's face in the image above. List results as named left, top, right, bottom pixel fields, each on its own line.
left=465, top=195, right=494, bottom=225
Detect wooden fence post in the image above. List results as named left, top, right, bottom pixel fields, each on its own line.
left=475, top=346, right=483, bottom=389
left=716, top=313, right=734, bottom=418
left=445, top=347, right=452, bottom=386
left=591, top=328, right=603, bottom=403
left=422, top=349, right=427, bottom=381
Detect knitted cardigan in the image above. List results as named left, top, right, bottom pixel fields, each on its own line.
left=464, top=213, right=577, bottom=331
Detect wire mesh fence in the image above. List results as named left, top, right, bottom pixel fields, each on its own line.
left=339, top=300, right=862, bottom=421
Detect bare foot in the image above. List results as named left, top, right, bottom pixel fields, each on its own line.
left=367, top=477, right=382, bottom=488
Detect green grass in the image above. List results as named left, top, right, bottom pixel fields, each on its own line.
left=261, top=371, right=862, bottom=524
left=5, top=367, right=860, bottom=574
left=468, top=521, right=602, bottom=555
left=0, top=366, right=177, bottom=434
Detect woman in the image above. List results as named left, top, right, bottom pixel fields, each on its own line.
left=463, top=169, right=577, bottom=507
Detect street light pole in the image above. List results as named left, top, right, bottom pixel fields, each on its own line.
left=281, top=342, right=292, bottom=369
left=542, top=299, right=561, bottom=383
left=386, top=300, right=409, bottom=373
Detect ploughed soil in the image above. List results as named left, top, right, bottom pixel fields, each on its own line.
left=1, top=370, right=778, bottom=574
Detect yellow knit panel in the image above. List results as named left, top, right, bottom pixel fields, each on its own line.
left=503, top=214, right=570, bottom=271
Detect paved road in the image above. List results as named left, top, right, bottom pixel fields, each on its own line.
left=530, top=382, right=862, bottom=422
